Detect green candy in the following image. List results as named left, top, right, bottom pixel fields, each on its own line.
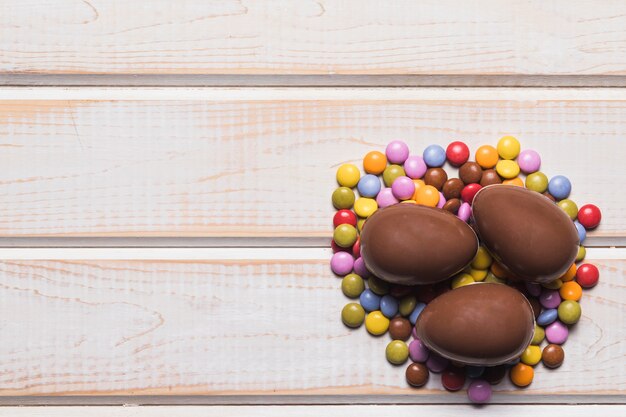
left=333, top=224, right=357, bottom=248
left=542, top=278, right=563, bottom=290
left=382, top=164, right=406, bottom=187
left=558, top=300, right=582, bottom=324
left=332, top=187, right=355, bottom=209
left=531, top=324, right=545, bottom=345
left=484, top=272, right=505, bottom=284
left=341, top=303, right=365, bottom=328
left=385, top=340, right=409, bottom=365
left=576, top=245, right=586, bottom=262
left=368, top=275, right=389, bottom=295
left=399, top=295, right=417, bottom=316
left=525, top=171, right=549, bottom=193
left=341, top=273, right=365, bottom=298
left=557, top=199, right=579, bottom=220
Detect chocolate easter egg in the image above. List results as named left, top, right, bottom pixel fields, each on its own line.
left=416, top=283, right=535, bottom=365
left=360, top=204, right=478, bottom=285
left=472, top=185, right=579, bottom=283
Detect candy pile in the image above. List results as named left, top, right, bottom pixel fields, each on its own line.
left=330, top=137, right=602, bottom=403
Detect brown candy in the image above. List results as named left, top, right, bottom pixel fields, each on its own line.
left=424, top=168, right=448, bottom=191
left=406, top=362, right=429, bottom=387
left=442, top=178, right=464, bottom=200
left=483, top=365, right=506, bottom=385
left=389, top=317, right=412, bottom=341
left=472, top=185, right=579, bottom=283
left=480, top=169, right=502, bottom=187
left=528, top=297, right=542, bottom=319
left=543, top=192, right=557, bottom=203
left=542, top=344, right=564, bottom=368
left=416, top=283, right=535, bottom=365
left=459, top=162, right=483, bottom=184
left=443, top=198, right=461, bottom=214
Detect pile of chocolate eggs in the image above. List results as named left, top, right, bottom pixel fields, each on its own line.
left=330, top=137, right=602, bottom=404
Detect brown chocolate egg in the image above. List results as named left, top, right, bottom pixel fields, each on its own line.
left=416, top=283, right=535, bottom=365
left=472, top=185, right=579, bottom=283
left=360, top=204, right=478, bottom=285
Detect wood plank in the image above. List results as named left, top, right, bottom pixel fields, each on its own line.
left=0, top=253, right=623, bottom=401
left=2, top=0, right=626, bottom=76
left=0, top=88, right=623, bottom=239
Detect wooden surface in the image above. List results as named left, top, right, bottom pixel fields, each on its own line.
left=2, top=0, right=626, bottom=76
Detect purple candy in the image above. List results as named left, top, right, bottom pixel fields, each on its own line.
left=386, top=140, right=410, bottom=164
left=437, top=192, right=446, bottom=209
left=391, top=176, right=416, bottom=200
left=426, top=353, right=449, bottom=373
left=403, top=155, right=427, bottom=179
left=353, top=256, right=371, bottom=278
left=540, top=289, right=562, bottom=309
left=409, top=338, right=430, bottom=363
left=518, top=149, right=541, bottom=174
left=525, top=282, right=542, bottom=297
left=376, top=187, right=400, bottom=208
left=330, top=251, right=354, bottom=276
left=457, top=202, right=471, bottom=222
left=411, top=326, right=418, bottom=339
left=545, top=320, right=569, bottom=344
left=467, top=379, right=492, bottom=404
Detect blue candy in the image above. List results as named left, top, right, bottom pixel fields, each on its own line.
left=548, top=175, right=572, bottom=200
left=574, top=220, right=586, bottom=243
left=380, top=294, right=399, bottom=318
left=537, top=308, right=558, bottom=326
left=359, top=289, right=381, bottom=312
left=409, top=302, right=427, bottom=325
left=423, top=144, right=446, bottom=167
left=465, top=366, right=485, bottom=378
left=357, top=174, right=382, bottom=198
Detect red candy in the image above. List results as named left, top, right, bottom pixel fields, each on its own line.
left=331, top=239, right=349, bottom=253
left=461, top=183, right=482, bottom=204
left=446, top=141, right=470, bottom=167
left=442, top=366, right=466, bottom=391
left=576, top=263, right=599, bottom=288
left=577, top=204, right=601, bottom=229
left=333, top=209, right=357, bottom=227
left=352, top=237, right=361, bottom=258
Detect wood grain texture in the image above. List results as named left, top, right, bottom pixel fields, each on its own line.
left=0, top=257, right=623, bottom=401
left=2, top=0, right=626, bottom=76
left=0, top=92, right=623, bottom=238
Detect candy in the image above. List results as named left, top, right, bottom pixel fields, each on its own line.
left=480, top=169, right=502, bottom=186
left=574, top=221, right=586, bottom=243
left=332, top=187, right=355, bottom=209
left=468, top=379, right=492, bottom=404
left=537, top=309, right=558, bottom=326
left=352, top=239, right=360, bottom=258
left=542, top=344, right=565, bottom=368
left=330, top=251, right=354, bottom=275
left=461, top=183, right=482, bottom=204
left=495, top=160, right=520, bottom=179
left=465, top=365, right=485, bottom=378
left=341, top=273, right=365, bottom=298
left=380, top=294, right=399, bottom=318
left=576, top=245, right=587, bottom=262
left=336, top=163, right=360, bottom=188
left=386, top=141, right=410, bottom=164
left=406, top=362, right=429, bottom=387
left=468, top=268, right=488, bottom=281
left=357, top=174, right=382, bottom=198
left=559, top=263, right=577, bottom=282
left=333, top=209, right=357, bottom=227
left=475, top=145, right=499, bottom=169
left=426, top=353, right=449, bottom=373
left=382, top=164, right=406, bottom=187
left=576, top=263, right=599, bottom=288
left=386, top=340, right=409, bottom=365
left=525, top=282, right=542, bottom=297
left=423, top=168, right=448, bottom=191
left=354, top=197, right=378, bottom=218
left=442, top=366, right=466, bottom=391
left=457, top=202, right=471, bottom=222
left=353, top=256, right=370, bottom=278
left=539, top=289, right=561, bottom=309
left=363, top=151, right=388, bottom=175
left=577, top=204, right=601, bottom=229
left=545, top=321, right=569, bottom=344
left=503, top=177, right=524, bottom=187
left=557, top=199, right=578, bottom=220
left=368, top=276, right=390, bottom=295
left=389, top=317, right=412, bottom=341
left=518, top=149, right=541, bottom=173
left=342, top=303, right=365, bottom=328
left=497, top=136, right=521, bottom=160
left=557, top=300, right=581, bottom=324
left=359, top=289, right=381, bottom=312
left=525, top=172, right=548, bottom=193
left=459, top=161, right=483, bottom=184
left=391, top=176, right=416, bottom=200
left=437, top=192, right=447, bottom=209
left=365, top=310, right=390, bottom=336
left=510, top=363, right=534, bottom=387
left=409, top=302, right=426, bottom=325
left=423, top=144, right=447, bottom=167
left=442, top=178, right=464, bottom=200
left=403, top=155, right=428, bottom=179
left=483, top=365, right=506, bottom=385
left=443, top=198, right=461, bottom=214
left=446, top=141, right=470, bottom=166
left=451, top=273, right=474, bottom=289
left=559, top=281, right=582, bottom=301
left=399, top=295, right=417, bottom=316
left=409, top=338, right=430, bottom=363
left=548, top=175, right=572, bottom=200
left=531, top=324, right=545, bottom=345
left=521, top=345, right=542, bottom=366
left=376, top=187, right=399, bottom=208
left=333, top=224, right=357, bottom=248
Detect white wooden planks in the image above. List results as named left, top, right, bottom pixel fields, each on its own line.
left=0, top=88, right=624, bottom=239
left=2, top=0, right=626, bottom=76
left=0, top=252, right=623, bottom=401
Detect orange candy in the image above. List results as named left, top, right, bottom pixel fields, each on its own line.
left=503, top=177, right=524, bottom=187
left=510, top=363, right=534, bottom=387
left=560, top=263, right=577, bottom=282
left=560, top=281, right=583, bottom=301
left=363, top=151, right=387, bottom=175
left=411, top=179, right=426, bottom=200
left=475, top=145, right=499, bottom=169
left=490, top=261, right=509, bottom=278
left=415, top=185, right=440, bottom=207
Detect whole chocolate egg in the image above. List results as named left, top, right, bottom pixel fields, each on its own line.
left=416, top=283, right=535, bottom=365
left=360, top=204, right=478, bottom=285
left=472, top=185, right=579, bottom=283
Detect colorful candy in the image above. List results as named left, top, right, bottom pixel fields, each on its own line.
left=365, top=310, right=390, bottom=336
left=386, top=141, right=410, bottom=164
left=576, top=263, right=599, bottom=288
left=336, top=163, right=360, bottom=188
left=386, top=340, right=409, bottom=365
left=423, top=144, right=446, bottom=167
left=363, top=151, right=387, bottom=174
left=542, top=344, right=565, bottom=368
left=517, top=149, right=541, bottom=173
left=577, top=204, right=602, bottom=229
left=341, top=273, right=365, bottom=298
left=357, top=174, right=382, bottom=198
left=406, top=362, right=429, bottom=387
left=341, top=303, right=365, bottom=328
left=446, top=141, right=470, bottom=166
left=548, top=175, right=572, bottom=200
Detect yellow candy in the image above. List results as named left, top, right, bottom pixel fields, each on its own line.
left=531, top=324, right=545, bottom=345
left=415, top=185, right=440, bottom=207
left=471, top=246, right=493, bottom=270
left=542, top=278, right=563, bottom=290
left=401, top=200, right=417, bottom=204
left=469, top=268, right=488, bottom=281
left=496, top=160, right=520, bottom=179
left=521, top=345, right=542, bottom=366
left=336, top=163, right=360, bottom=188
left=484, top=272, right=505, bottom=284
left=503, top=177, right=524, bottom=187
left=354, top=197, right=378, bottom=218
left=451, top=273, right=475, bottom=289
left=497, top=136, right=521, bottom=160
left=357, top=218, right=366, bottom=233
left=365, top=310, right=390, bottom=335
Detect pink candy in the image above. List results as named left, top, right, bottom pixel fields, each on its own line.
left=391, top=176, right=416, bottom=200
left=518, top=149, right=541, bottom=174
left=403, top=155, right=427, bottom=179
left=376, top=187, right=399, bottom=208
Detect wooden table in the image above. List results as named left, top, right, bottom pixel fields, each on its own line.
left=1, top=1, right=625, bottom=415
